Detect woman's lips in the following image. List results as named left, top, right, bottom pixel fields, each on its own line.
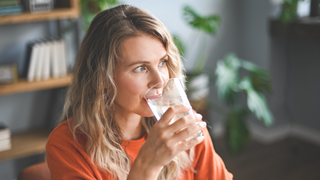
left=145, top=93, right=162, bottom=100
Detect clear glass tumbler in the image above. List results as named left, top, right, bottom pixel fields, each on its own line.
left=144, top=78, right=203, bottom=141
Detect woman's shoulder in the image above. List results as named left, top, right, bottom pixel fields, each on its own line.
left=48, top=120, right=71, bottom=141
left=52, top=120, right=71, bottom=133
left=47, top=119, right=85, bottom=148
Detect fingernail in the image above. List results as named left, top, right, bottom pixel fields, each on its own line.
left=196, top=114, right=202, bottom=119
left=199, top=121, right=207, bottom=127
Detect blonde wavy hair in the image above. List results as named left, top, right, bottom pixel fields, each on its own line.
left=62, top=4, right=194, bottom=180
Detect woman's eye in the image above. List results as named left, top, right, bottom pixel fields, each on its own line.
left=159, top=60, right=168, bottom=67
left=134, top=66, right=147, bottom=72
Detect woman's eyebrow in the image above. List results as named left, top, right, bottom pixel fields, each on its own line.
left=125, top=61, right=149, bottom=68
left=126, top=54, right=168, bottom=68
left=160, top=54, right=168, bottom=60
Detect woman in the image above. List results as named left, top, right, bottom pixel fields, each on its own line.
left=46, top=4, right=233, bottom=180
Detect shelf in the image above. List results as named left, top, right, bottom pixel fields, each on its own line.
left=0, top=130, right=49, bottom=161
left=0, top=75, right=72, bottom=95
left=0, top=0, right=80, bottom=25
left=269, top=17, right=320, bottom=40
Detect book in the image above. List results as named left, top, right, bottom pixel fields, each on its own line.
left=0, top=123, right=11, bottom=152
left=51, top=40, right=60, bottom=78
left=0, top=123, right=10, bottom=137
left=23, top=41, right=37, bottom=78
left=27, top=43, right=40, bottom=82
left=0, top=5, right=22, bottom=10
left=0, top=130, right=10, bottom=141
left=26, top=38, right=69, bottom=81
left=59, top=40, right=68, bottom=77
left=0, top=5, right=23, bottom=15
left=42, top=41, right=50, bottom=80
left=54, top=40, right=67, bottom=77
left=0, top=143, right=11, bottom=152
left=35, top=42, right=46, bottom=81
left=0, top=9, right=22, bottom=15
left=0, top=138, right=11, bottom=147
left=35, top=43, right=44, bottom=81
left=0, top=0, right=20, bottom=7
left=0, top=137, right=11, bottom=153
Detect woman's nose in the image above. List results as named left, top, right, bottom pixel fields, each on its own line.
left=148, top=70, right=165, bottom=89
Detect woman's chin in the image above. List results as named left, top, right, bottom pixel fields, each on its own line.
left=140, top=109, right=155, bottom=117
left=143, top=111, right=155, bottom=117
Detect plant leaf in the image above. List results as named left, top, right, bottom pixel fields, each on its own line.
left=241, top=60, right=272, bottom=93
left=250, top=71, right=272, bottom=93
left=280, top=0, right=299, bottom=24
left=173, top=35, right=185, bottom=57
left=215, top=54, right=240, bottom=105
left=203, top=15, right=221, bottom=34
left=81, top=0, right=121, bottom=30
left=239, top=77, right=273, bottom=126
left=183, top=5, right=220, bottom=35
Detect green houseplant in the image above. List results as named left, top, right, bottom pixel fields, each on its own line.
left=80, top=0, right=120, bottom=30
left=176, top=5, right=274, bottom=154
left=214, top=54, right=273, bottom=154
left=279, top=0, right=301, bottom=24
left=271, top=0, right=305, bottom=24
left=173, top=5, right=220, bottom=120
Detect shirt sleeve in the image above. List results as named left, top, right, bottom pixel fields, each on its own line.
left=193, top=127, right=233, bottom=180
left=46, top=125, right=100, bottom=180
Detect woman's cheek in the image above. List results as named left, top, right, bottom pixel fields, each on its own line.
left=161, top=69, right=170, bottom=81
left=124, top=79, right=144, bottom=95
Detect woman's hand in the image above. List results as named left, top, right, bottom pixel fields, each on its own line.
left=128, top=104, right=207, bottom=179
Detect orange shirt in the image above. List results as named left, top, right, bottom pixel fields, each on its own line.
left=46, top=120, right=233, bottom=180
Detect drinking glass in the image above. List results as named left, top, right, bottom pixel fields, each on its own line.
left=144, top=78, right=203, bottom=141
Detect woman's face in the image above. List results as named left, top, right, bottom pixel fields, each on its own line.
left=113, top=33, right=170, bottom=118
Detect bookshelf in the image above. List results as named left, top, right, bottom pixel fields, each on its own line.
left=0, top=0, right=79, bottom=161
left=0, top=131, right=49, bottom=161
left=0, top=0, right=80, bottom=24
left=0, top=75, right=72, bottom=95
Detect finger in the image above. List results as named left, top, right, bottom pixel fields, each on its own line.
left=167, top=113, right=202, bottom=134
left=177, top=134, right=205, bottom=151
left=158, top=104, right=191, bottom=125
left=172, top=121, right=207, bottom=143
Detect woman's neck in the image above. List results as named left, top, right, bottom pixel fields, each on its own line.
left=114, top=112, right=146, bottom=140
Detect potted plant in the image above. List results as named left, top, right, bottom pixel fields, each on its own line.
left=176, top=5, right=274, bottom=154
left=214, top=54, right=273, bottom=154
left=173, top=5, right=220, bottom=120
left=271, top=0, right=306, bottom=24
left=279, top=0, right=300, bottom=24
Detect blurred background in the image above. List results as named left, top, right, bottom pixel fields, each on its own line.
left=0, top=0, right=320, bottom=179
